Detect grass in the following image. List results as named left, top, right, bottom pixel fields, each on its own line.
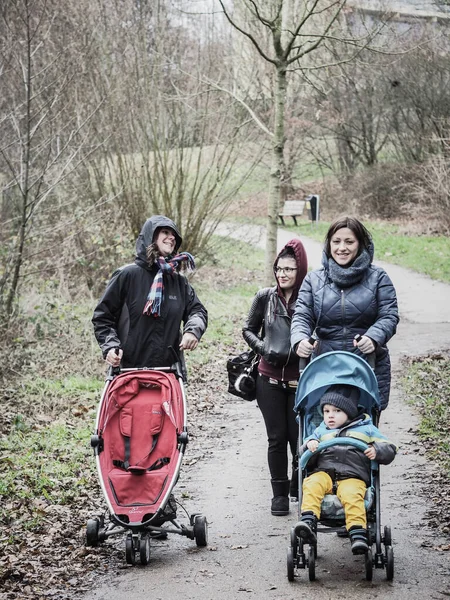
left=402, top=355, right=450, bottom=478
left=0, top=420, right=95, bottom=519
left=19, top=375, right=102, bottom=401
left=187, top=236, right=265, bottom=367
left=281, top=220, right=450, bottom=283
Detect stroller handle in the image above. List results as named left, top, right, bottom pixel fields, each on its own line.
left=300, top=437, right=371, bottom=470
left=299, top=337, right=316, bottom=373
left=354, top=334, right=376, bottom=369
left=106, top=348, right=121, bottom=381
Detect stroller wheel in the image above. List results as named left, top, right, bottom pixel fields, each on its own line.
left=386, top=546, right=394, bottom=581
left=86, top=519, right=100, bottom=547
left=383, top=525, right=392, bottom=547
left=290, top=527, right=297, bottom=558
left=308, top=546, right=316, bottom=581
left=125, top=533, right=136, bottom=565
left=139, top=534, right=151, bottom=566
left=364, top=548, right=373, bottom=582
left=193, top=515, right=208, bottom=547
left=287, top=547, right=295, bottom=581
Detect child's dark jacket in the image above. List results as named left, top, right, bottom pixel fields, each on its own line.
left=300, top=414, right=397, bottom=486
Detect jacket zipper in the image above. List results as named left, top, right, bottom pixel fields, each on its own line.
left=281, top=345, right=292, bottom=381
left=341, top=289, right=346, bottom=350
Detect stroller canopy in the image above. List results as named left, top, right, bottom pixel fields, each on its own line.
left=294, top=351, right=381, bottom=417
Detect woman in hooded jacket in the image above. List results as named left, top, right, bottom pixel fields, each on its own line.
left=242, top=239, right=308, bottom=516
left=291, top=216, right=399, bottom=411
left=92, top=215, right=207, bottom=374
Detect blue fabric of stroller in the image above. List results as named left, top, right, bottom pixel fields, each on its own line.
left=294, top=351, right=381, bottom=437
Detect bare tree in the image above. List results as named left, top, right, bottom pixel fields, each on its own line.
left=216, top=0, right=376, bottom=282
left=387, top=36, right=450, bottom=163
left=0, top=0, right=103, bottom=325
left=303, top=50, right=393, bottom=181
left=81, top=0, right=261, bottom=258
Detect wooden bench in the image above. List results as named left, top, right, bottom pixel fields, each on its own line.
left=278, top=200, right=306, bottom=226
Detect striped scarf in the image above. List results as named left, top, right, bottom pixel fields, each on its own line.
left=143, top=252, right=195, bottom=317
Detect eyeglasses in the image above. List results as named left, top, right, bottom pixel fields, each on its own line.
left=275, top=267, right=297, bottom=275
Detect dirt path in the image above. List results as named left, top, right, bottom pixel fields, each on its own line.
left=81, top=225, right=450, bottom=600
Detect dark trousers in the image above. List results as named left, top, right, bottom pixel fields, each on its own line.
left=256, top=375, right=298, bottom=482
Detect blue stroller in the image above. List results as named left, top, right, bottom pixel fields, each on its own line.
left=287, top=351, right=394, bottom=582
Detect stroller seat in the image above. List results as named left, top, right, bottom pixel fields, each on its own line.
left=94, top=370, right=183, bottom=522
left=107, top=383, right=177, bottom=506
left=319, top=486, right=375, bottom=525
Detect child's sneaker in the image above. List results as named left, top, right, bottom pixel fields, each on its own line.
left=294, top=512, right=317, bottom=544
left=349, top=526, right=368, bottom=555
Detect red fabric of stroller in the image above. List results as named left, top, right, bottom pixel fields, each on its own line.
left=97, top=370, right=184, bottom=522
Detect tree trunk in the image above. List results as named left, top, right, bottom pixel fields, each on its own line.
left=265, top=62, right=287, bottom=284
left=5, top=0, right=32, bottom=320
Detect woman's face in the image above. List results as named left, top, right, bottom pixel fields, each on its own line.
left=275, top=257, right=298, bottom=291
left=330, top=227, right=359, bottom=267
left=154, top=227, right=176, bottom=257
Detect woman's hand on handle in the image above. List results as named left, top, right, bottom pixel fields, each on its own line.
left=353, top=334, right=375, bottom=354
left=106, top=348, right=122, bottom=367
left=296, top=338, right=315, bottom=358
left=180, top=332, right=199, bottom=351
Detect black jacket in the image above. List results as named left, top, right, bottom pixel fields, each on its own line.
left=243, top=287, right=298, bottom=372
left=92, top=216, right=207, bottom=369
left=242, top=238, right=308, bottom=382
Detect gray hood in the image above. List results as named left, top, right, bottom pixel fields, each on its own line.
left=135, top=215, right=182, bottom=267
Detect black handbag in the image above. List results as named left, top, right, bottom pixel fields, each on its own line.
left=226, top=350, right=259, bottom=401
left=263, top=295, right=293, bottom=367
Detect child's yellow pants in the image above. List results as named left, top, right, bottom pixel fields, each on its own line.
left=301, top=471, right=367, bottom=529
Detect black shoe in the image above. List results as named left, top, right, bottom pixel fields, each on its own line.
left=271, top=495, right=289, bottom=516
left=294, top=512, right=317, bottom=544
left=349, top=526, right=368, bottom=555
left=336, top=526, right=349, bottom=538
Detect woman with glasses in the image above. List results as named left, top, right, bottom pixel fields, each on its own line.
left=243, top=239, right=308, bottom=516
left=291, top=216, right=399, bottom=411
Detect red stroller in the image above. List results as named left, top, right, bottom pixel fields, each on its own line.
left=86, top=363, right=208, bottom=565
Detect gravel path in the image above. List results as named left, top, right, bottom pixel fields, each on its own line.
left=81, top=224, right=450, bottom=600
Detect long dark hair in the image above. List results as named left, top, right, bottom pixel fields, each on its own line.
left=324, top=216, right=372, bottom=258
left=274, top=246, right=296, bottom=270
left=146, top=243, right=160, bottom=265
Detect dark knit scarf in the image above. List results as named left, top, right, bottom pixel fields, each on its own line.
left=143, top=252, right=195, bottom=317
left=323, top=242, right=374, bottom=288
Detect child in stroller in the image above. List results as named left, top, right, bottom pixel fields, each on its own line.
left=288, top=350, right=398, bottom=582
left=295, top=383, right=397, bottom=555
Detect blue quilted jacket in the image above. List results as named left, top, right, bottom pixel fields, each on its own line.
left=291, top=263, right=399, bottom=409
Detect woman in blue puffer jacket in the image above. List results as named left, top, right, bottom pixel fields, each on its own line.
left=291, top=216, right=399, bottom=410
